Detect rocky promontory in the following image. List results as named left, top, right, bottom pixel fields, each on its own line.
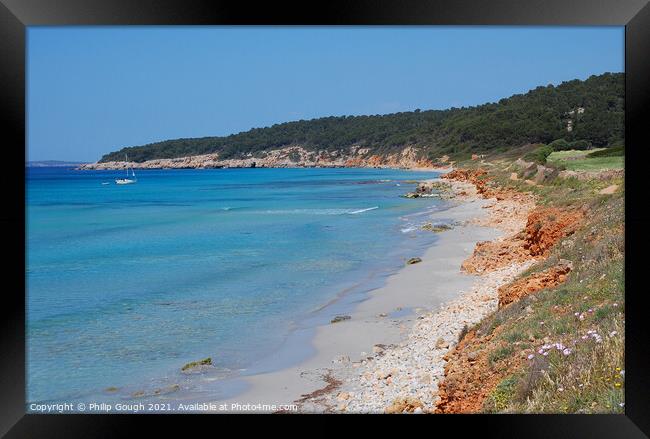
left=79, top=146, right=443, bottom=171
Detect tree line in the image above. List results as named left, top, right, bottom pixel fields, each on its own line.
left=99, top=72, right=624, bottom=163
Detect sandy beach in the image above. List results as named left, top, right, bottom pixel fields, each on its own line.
left=214, top=175, right=535, bottom=413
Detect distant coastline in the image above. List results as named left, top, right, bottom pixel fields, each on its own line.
left=28, top=160, right=89, bottom=168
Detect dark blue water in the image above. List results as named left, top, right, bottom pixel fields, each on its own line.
left=26, top=167, right=443, bottom=404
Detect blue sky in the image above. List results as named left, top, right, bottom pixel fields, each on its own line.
left=27, top=26, right=624, bottom=162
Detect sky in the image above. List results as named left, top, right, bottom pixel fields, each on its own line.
left=27, top=26, right=624, bottom=162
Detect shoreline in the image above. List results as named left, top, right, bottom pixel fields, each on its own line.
left=212, top=174, right=535, bottom=412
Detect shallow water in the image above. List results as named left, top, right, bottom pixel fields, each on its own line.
left=26, top=167, right=444, bottom=405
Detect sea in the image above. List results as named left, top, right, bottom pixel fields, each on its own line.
left=26, top=166, right=447, bottom=407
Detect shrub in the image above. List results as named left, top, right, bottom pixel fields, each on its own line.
left=570, top=140, right=592, bottom=150
left=524, top=145, right=554, bottom=164
left=548, top=139, right=572, bottom=151
left=588, top=145, right=624, bottom=158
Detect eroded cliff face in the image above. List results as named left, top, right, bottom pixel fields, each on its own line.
left=79, top=146, right=436, bottom=170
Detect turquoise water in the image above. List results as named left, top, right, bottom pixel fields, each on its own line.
left=26, top=167, right=444, bottom=405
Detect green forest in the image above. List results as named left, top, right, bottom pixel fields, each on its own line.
left=100, top=72, right=624, bottom=163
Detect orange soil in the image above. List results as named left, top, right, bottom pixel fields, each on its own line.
left=435, top=327, right=525, bottom=413
left=498, top=260, right=572, bottom=308
left=462, top=206, right=583, bottom=274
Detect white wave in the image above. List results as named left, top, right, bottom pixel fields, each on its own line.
left=256, top=208, right=355, bottom=215
left=252, top=206, right=379, bottom=216
left=347, top=206, right=379, bottom=215
left=400, top=226, right=417, bottom=233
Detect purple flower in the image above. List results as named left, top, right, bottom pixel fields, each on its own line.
left=562, top=348, right=571, bottom=356
left=527, top=354, right=534, bottom=360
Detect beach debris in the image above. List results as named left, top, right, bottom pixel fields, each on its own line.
left=104, top=386, right=120, bottom=393
left=330, top=315, right=351, bottom=324
left=435, top=337, right=449, bottom=349
left=181, top=357, right=213, bottom=373
left=406, top=257, right=422, bottom=265
left=337, top=392, right=351, bottom=401
left=333, top=355, right=351, bottom=364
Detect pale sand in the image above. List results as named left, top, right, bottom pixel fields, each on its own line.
left=216, top=189, right=503, bottom=412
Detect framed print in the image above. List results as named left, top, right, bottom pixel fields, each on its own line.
left=2, top=0, right=649, bottom=436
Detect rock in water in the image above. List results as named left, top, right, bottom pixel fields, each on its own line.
left=331, top=315, right=351, bottom=324
left=181, top=357, right=213, bottom=373
left=422, top=223, right=452, bottom=233
left=406, top=257, right=422, bottom=265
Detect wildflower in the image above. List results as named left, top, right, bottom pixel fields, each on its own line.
left=619, top=402, right=625, bottom=407
left=613, top=303, right=618, bottom=307
left=528, top=354, right=535, bottom=360
left=609, top=331, right=618, bottom=337
left=543, top=351, right=549, bottom=356
left=574, top=312, right=580, bottom=316
left=588, top=308, right=594, bottom=313
left=579, top=315, right=585, bottom=321
left=620, top=370, right=625, bottom=377
left=558, top=387, right=564, bottom=392
left=615, top=383, right=622, bottom=388
left=578, top=384, right=584, bottom=388
left=563, top=348, right=572, bottom=356
left=581, top=335, right=589, bottom=340
left=540, top=321, right=545, bottom=326
left=538, top=349, right=545, bottom=354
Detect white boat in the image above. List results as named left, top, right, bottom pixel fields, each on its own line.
left=115, top=154, right=137, bottom=185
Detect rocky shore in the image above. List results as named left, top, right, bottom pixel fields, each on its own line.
left=78, top=146, right=444, bottom=171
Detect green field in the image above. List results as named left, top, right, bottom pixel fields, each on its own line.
left=546, top=149, right=624, bottom=171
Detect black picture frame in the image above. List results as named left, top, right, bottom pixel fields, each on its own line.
left=2, top=0, right=649, bottom=436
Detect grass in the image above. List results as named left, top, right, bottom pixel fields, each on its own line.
left=547, top=148, right=605, bottom=161
left=546, top=149, right=623, bottom=171
left=557, top=156, right=624, bottom=171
